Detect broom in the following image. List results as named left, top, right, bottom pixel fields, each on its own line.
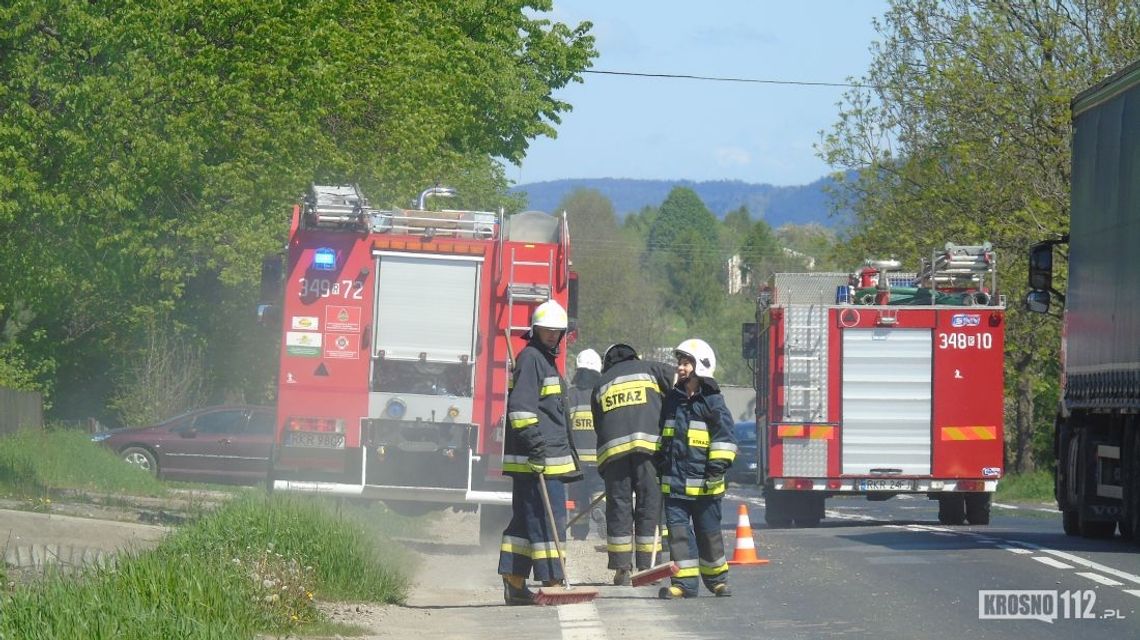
left=630, top=514, right=677, bottom=587
left=534, top=475, right=599, bottom=605
left=565, top=492, right=605, bottom=530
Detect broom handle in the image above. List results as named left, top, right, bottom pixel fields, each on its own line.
left=536, top=473, right=574, bottom=589
left=565, top=492, right=605, bottom=529
left=649, top=501, right=662, bottom=567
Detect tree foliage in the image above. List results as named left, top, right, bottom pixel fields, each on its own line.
left=0, top=0, right=595, bottom=421
left=821, top=0, right=1140, bottom=470
left=645, top=187, right=724, bottom=323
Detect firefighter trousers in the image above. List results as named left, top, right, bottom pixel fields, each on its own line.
left=568, top=463, right=604, bottom=540
left=663, top=495, right=729, bottom=596
left=601, top=453, right=662, bottom=570
left=497, top=474, right=567, bottom=583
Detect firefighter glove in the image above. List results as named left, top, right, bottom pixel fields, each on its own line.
left=702, top=473, right=725, bottom=493
left=528, top=459, right=546, bottom=474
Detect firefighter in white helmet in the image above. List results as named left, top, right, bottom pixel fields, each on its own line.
left=498, top=299, right=582, bottom=605
left=656, top=338, right=738, bottom=599
left=566, top=348, right=604, bottom=541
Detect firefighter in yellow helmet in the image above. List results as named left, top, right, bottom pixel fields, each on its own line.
left=656, top=338, right=738, bottom=599
left=498, top=299, right=582, bottom=605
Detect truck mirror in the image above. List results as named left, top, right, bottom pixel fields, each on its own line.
left=741, top=322, right=758, bottom=359
left=1028, top=242, right=1053, bottom=291
left=256, top=303, right=281, bottom=327
left=1024, top=290, right=1050, bottom=314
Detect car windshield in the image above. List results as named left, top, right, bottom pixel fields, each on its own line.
left=734, top=422, right=757, bottom=444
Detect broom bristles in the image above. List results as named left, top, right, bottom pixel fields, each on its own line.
left=630, top=562, right=679, bottom=587
left=533, top=585, right=599, bottom=605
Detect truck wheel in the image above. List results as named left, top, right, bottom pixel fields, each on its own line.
left=937, top=494, right=966, bottom=525
left=964, top=493, right=991, bottom=525
left=1062, top=509, right=1080, bottom=536
left=1079, top=517, right=1116, bottom=539
left=479, top=504, right=512, bottom=548
left=764, top=490, right=794, bottom=528
left=792, top=493, right=825, bottom=528
left=1124, top=429, right=1140, bottom=545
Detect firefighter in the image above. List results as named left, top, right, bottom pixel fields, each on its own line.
left=591, top=343, right=674, bottom=586
left=657, top=338, right=737, bottom=599
left=498, top=299, right=582, bottom=606
left=567, top=348, right=604, bottom=541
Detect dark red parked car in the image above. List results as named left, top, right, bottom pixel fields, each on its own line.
left=91, top=405, right=275, bottom=485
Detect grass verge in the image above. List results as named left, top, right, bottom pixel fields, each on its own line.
left=0, top=493, right=414, bottom=639
left=0, top=427, right=167, bottom=500
left=996, top=470, right=1054, bottom=504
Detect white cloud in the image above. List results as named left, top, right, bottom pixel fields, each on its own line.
left=714, top=147, right=752, bottom=167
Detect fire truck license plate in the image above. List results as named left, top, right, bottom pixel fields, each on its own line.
left=859, top=479, right=914, bottom=491
left=286, top=431, right=345, bottom=449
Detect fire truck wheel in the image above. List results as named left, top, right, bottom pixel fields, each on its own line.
left=120, top=446, right=158, bottom=476
left=937, top=494, right=966, bottom=525
left=763, top=490, right=794, bottom=528
left=480, top=504, right=512, bottom=548
left=964, top=493, right=991, bottom=525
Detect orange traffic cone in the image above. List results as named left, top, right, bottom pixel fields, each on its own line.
left=727, top=503, right=769, bottom=566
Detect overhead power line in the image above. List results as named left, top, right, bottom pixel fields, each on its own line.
left=583, top=68, right=874, bottom=89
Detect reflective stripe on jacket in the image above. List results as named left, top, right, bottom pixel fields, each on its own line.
left=503, top=342, right=581, bottom=479
left=567, top=377, right=598, bottom=464
left=658, top=380, right=737, bottom=498
left=591, top=359, right=674, bottom=471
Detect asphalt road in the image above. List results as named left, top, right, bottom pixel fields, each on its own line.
left=369, top=486, right=1140, bottom=640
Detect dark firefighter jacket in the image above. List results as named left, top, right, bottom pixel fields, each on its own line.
left=503, top=340, right=581, bottom=480
left=567, top=368, right=602, bottom=465
left=591, top=357, right=675, bottom=472
left=658, top=378, right=737, bottom=498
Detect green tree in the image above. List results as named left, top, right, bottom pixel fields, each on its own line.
left=0, top=0, right=596, bottom=421
left=560, top=189, right=668, bottom=353
left=821, top=0, right=1140, bottom=471
left=645, top=187, right=724, bottom=323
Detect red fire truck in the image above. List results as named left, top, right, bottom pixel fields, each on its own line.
left=264, top=184, right=575, bottom=542
left=743, top=243, right=1005, bottom=527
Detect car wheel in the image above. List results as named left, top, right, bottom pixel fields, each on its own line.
left=121, top=446, right=158, bottom=476
left=937, top=494, right=966, bottom=525
left=964, top=493, right=991, bottom=525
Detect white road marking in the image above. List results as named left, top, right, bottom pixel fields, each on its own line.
left=1032, top=556, right=1074, bottom=569
left=992, top=501, right=1061, bottom=514
left=558, top=601, right=608, bottom=640
left=998, top=546, right=1033, bottom=555
left=1124, top=589, right=1140, bottom=599
left=1076, top=572, right=1124, bottom=587
left=1035, top=548, right=1140, bottom=586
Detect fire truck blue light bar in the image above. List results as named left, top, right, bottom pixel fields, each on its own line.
left=313, top=248, right=337, bottom=271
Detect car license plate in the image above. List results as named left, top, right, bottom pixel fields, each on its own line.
left=858, top=478, right=914, bottom=491
left=286, top=431, right=345, bottom=449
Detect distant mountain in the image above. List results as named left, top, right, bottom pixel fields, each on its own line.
left=510, top=176, right=851, bottom=228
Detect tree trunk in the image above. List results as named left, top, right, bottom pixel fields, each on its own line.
left=1013, top=368, right=1036, bottom=474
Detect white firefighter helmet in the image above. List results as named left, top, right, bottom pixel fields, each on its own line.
left=674, top=338, right=716, bottom=378
left=531, top=299, right=569, bottom=330
left=575, top=348, right=602, bottom=372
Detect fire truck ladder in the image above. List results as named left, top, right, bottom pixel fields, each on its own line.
left=505, top=247, right=555, bottom=335
left=783, top=304, right=829, bottom=422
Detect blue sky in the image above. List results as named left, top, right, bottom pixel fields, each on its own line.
left=511, top=1, right=890, bottom=187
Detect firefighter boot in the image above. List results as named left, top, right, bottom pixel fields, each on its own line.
left=711, top=583, right=732, bottom=598
left=613, top=568, right=632, bottom=586
left=658, top=585, right=697, bottom=600
left=502, top=575, right=536, bottom=606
